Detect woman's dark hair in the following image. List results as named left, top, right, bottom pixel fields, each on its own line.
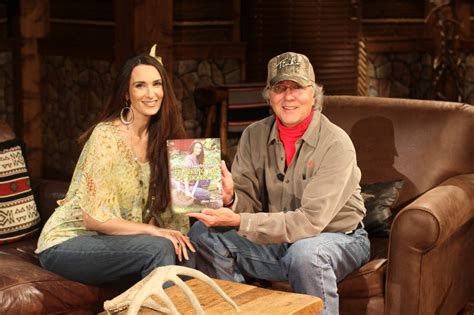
left=79, top=54, right=186, bottom=215
left=187, top=140, right=205, bottom=164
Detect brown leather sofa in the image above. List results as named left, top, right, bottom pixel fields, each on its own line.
left=1, top=95, right=473, bottom=314
left=270, top=96, right=474, bottom=314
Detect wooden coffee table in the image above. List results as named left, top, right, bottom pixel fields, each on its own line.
left=106, top=278, right=323, bottom=314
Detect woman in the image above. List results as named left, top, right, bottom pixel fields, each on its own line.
left=182, top=140, right=210, bottom=200
left=35, top=54, right=195, bottom=285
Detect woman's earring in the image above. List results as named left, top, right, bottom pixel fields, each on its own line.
left=120, top=100, right=134, bottom=126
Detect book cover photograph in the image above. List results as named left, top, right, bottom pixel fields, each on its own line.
left=167, top=138, right=223, bottom=213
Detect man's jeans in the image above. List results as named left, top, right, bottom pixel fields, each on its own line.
left=188, top=222, right=370, bottom=315
left=39, top=235, right=195, bottom=285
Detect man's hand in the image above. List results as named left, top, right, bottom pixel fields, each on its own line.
left=187, top=207, right=240, bottom=227
left=221, top=161, right=234, bottom=205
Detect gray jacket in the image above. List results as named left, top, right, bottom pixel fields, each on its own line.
left=232, top=110, right=366, bottom=244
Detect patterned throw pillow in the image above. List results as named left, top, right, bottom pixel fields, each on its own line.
left=0, top=139, right=40, bottom=244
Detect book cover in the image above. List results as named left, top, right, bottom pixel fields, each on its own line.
left=167, top=138, right=223, bottom=213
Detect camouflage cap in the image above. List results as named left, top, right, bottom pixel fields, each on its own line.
left=266, top=52, right=315, bottom=87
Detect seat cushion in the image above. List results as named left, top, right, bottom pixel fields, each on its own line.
left=0, top=251, right=125, bottom=314
left=270, top=237, right=388, bottom=298
left=338, top=258, right=387, bottom=298
left=1, top=237, right=39, bottom=265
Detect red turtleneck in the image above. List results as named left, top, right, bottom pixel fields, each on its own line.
left=276, top=110, right=314, bottom=168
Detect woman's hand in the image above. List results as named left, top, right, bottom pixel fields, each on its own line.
left=221, top=161, right=235, bottom=205
left=149, top=227, right=195, bottom=262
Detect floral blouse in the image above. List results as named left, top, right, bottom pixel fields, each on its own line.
left=36, top=122, right=189, bottom=254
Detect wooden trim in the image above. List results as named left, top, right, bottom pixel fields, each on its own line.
left=114, top=0, right=134, bottom=64
left=173, top=41, right=246, bottom=60
left=232, top=0, right=241, bottom=41
left=365, top=37, right=433, bottom=53
left=362, top=18, right=425, bottom=24
left=220, top=99, right=228, bottom=157
left=38, top=40, right=249, bottom=62
left=39, top=38, right=113, bottom=60
left=49, top=18, right=115, bottom=26
left=173, top=21, right=234, bottom=27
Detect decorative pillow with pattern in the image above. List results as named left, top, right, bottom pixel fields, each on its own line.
left=0, top=139, right=40, bottom=244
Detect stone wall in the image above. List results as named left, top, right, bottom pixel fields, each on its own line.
left=0, top=53, right=13, bottom=127
left=41, top=56, right=116, bottom=177
left=367, top=51, right=474, bottom=104
left=40, top=56, right=240, bottom=178
left=173, top=59, right=241, bottom=136
left=367, top=52, right=434, bottom=99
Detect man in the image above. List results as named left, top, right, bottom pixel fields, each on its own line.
left=188, top=52, right=370, bottom=314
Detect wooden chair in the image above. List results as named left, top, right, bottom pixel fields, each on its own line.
left=194, top=83, right=269, bottom=159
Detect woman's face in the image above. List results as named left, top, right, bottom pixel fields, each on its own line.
left=193, top=143, right=203, bottom=156
left=127, top=64, right=164, bottom=121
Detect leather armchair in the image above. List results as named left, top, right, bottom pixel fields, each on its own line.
left=270, top=96, right=474, bottom=314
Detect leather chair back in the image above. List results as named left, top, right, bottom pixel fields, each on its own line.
left=323, top=96, right=474, bottom=207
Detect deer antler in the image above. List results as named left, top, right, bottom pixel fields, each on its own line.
left=103, top=265, right=240, bottom=315
left=149, top=44, right=163, bottom=65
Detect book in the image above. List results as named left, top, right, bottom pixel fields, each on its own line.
left=167, top=138, right=223, bottom=213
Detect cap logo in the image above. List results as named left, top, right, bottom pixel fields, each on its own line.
left=276, top=57, right=300, bottom=70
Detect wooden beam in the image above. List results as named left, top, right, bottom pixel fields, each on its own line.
left=114, top=0, right=173, bottom=75
left=365, top=36, right=433, bottom=53
left=454, top=0, right=470, bottom=38
left=12, top=0, right=49, bottom=177
left=232, top=0, right=241, bottom=41
left=114, top=0, right=133, bottom=64
left=39, top=38, right=113, bottom=60
left=173, top=41, right=246, bottom=60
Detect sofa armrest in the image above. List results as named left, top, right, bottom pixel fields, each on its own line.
left=31, top=178, right=69, bottom=222
left=386, top=173, right=474, bottom=315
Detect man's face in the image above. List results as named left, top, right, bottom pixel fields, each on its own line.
left=268, top=80, right=314, bottom=127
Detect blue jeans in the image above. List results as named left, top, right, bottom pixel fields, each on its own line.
left=188, top=222, right=370, bottom=315
left=39, top=234, right=195, bottom=285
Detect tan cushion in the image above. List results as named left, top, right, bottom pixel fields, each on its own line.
left=338, top=258, right=387, bottom=298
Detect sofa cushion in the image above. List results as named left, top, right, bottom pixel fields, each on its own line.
left=1, top=236, right=39, bottom=265
left=338, top=258, right=387, bottom=298
left=361, top=179, right=404, bottom=237
left=0, top=139, right=41, bottom=244
left=0, top=252, right=125, bottom=314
